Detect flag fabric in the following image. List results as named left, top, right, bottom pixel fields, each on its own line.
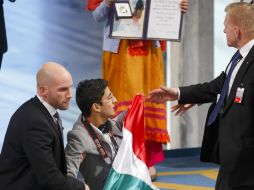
left=104, top=95, right=158, bottom=190
left=86, top=0, right=102, bottom=11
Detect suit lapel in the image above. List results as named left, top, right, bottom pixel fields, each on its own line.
left=224, top=46, right=254, bottom=113
left=31, top=96, right=64, bottom=142
left=31, top=96, right=67, bottom=173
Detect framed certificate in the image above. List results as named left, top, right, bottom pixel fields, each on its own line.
left=110, top=0, right=183, bottom=41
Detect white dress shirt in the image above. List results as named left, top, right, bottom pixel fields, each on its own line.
left=228, top=39, right=254, bottom=95
left=37, top=94, right=57, bottom=122
left=89, top=122, right=117, bottom=158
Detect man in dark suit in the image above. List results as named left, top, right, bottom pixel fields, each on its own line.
left=148, top=3, right=254, bottom=190
left=0, top=62, right=89, bottom=190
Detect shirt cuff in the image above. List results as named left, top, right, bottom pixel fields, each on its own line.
left=177, top=88, right=180, bottom=100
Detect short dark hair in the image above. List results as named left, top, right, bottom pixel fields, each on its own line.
left=76, top=79, right=108, bottom=117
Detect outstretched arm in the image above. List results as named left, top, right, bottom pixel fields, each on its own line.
left=147, top=86, right=179, bottom=103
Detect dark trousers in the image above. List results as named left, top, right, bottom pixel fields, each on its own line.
left=216, top=169, right=254, bottom=190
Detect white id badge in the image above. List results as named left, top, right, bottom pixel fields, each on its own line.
left=234, top=87, right=244, bottom=103
left=216, top=94, right=220, bottom=103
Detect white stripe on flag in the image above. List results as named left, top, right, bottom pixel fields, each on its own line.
left=112, top=127, right=159, bottom=189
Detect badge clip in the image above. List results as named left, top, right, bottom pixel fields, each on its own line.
left=234, top=87, right=244, bottom=103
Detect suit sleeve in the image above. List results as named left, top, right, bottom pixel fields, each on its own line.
left=65, top=130, right=85, bottom=179
left=179, top=72, right=226, bottom=104
left=22, top=119, right=84, bottom=190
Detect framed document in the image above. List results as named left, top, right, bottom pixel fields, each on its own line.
left=110, top=0, right=183, bottom=41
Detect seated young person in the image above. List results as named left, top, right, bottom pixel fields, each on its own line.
left=65, top=79, right=125, bottom=190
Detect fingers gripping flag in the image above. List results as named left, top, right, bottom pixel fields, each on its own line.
left=104, top=95, right=159, bottom=190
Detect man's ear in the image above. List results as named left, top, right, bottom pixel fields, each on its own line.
left=92, top=103, right=101, bottom=113
left=234, top=25, right=241, bottom=39
left=38, top=85, right=48, bottom=99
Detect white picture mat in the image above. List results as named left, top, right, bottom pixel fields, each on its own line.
left=115, top=3, right=132, bottom=17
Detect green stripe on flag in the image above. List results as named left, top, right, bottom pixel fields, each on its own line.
left=104, top=168, right=154, bottom=190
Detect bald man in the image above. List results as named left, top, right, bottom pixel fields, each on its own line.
left=0, top=62, right=88, bottom=190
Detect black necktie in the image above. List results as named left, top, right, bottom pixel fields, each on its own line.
left=98, top=121, right=110, bottom=134
left=53, top=112, right=63, bottom=135
left=207, top=51, right=242, bottom=126
left=98, top=121, right=119, bottom=154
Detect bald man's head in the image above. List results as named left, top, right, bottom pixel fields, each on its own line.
left=36, top=62, right=70, bottom=87
left=37, top=62, right=73, bottom=110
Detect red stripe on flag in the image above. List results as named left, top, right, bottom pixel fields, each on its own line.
left=124, top=95, right=148, bottom=165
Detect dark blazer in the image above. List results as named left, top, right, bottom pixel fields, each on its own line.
left=0, top=0, right=7, bottom=54
left=179, top=45, right=254, bottom=187
left=0, top=96, right=84, bottom=190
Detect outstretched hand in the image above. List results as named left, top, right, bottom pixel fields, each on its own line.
left=147, top=86, right=178, bottom=103
left=171, top=104, right=195, bottom=116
